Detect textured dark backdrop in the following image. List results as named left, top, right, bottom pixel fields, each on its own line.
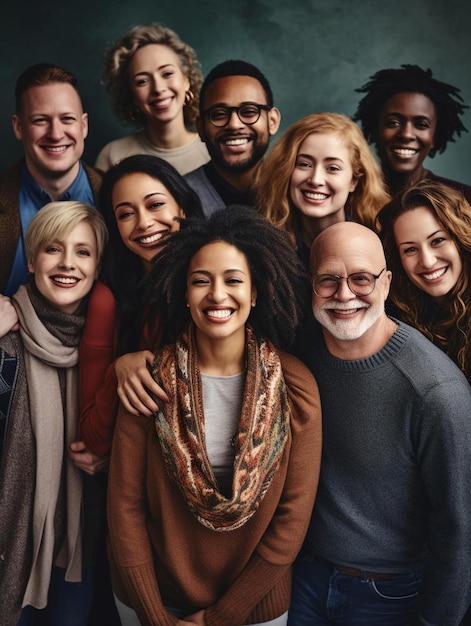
left=2, top=0, right=470, bottom=182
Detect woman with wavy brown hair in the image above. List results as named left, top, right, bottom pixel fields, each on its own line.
left=95, top=23, right=209, bottom=175
left=378, top=179, right=471, bottom=382
left=254, top=112, right=389, bottom=266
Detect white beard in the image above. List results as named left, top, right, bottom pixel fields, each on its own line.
left=313, top=300, right=384, bottom=341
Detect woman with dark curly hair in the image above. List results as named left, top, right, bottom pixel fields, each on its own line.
left=354, top=64, right=471, bottom=202
left=95, top=23, right=209, bottom=175
left=107, top=206, right=322, bottom=626
left=378, top=179, right=471, bottom=382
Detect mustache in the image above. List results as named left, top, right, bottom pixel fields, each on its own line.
left=319, top=301, right=369, bottom=311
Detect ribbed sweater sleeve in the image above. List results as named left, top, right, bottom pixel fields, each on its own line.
left=79, top=281, right=119, bottom=456
left=108, top=406, right=178, bottom=625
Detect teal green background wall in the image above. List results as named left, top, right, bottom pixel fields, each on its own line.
left=2, top=0, right=470, bottom=183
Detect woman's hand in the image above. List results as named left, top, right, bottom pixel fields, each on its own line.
left=179, top=610, right=206, bottom=625
left=68, top=440, right=110, bottom=475
left=0, top=294, right=19, bottom=336
left=115, top=350, right=169, bottom=416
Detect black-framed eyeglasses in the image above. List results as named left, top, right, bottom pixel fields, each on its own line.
left=312, top=268, right=386, bottom=298
left=203, top=103, right=271, bottom=127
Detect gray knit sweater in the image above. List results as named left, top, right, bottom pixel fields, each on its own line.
left=293, top=319, right=471, bottom=625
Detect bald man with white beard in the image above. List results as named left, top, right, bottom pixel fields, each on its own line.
left=289, top=222, right=471, bottom=626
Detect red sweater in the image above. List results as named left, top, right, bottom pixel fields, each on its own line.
left=107, top=351, right=322, bottom=626
left=79, top=280, right=161, bottom=456
left=79, top=281, right=120, bottom=456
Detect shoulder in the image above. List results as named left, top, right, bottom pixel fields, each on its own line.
left=0, top=161, right=23, bottom=205
left=279, top=350, right=317, bottom=386
left=86, top=280, right=116, bottom=318
left=94, top=134, right=145, bottom=171
left=184, top=165, right=207, bottom=184
left=183, top=136, right=210, bottom=158
left=87, top=280, right=116, bottom=310
left=426, top=172, right=471, bottom=204
left=82, top=161, right=103, bottom=196
left=395, top=321, right=470, bottom=392
left=289, top=318, right=324, bottom=368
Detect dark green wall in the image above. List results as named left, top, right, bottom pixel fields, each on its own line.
left=2, top=0, right=470, bottom=183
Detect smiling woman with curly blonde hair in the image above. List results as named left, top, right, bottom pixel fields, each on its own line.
left=95, top=23, right=209, bottom=175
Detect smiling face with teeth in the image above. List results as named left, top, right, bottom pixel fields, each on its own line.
left=289, top=131, right=358, bottom=238
left=12, top=82, right=88, bottom=194
left=197, top=75, right=280, bottom=181
left=112, top=171, right=185, bottom=270
left=128, top=44, right=190, bottom=130
left=393, top=205, right=462, bottom=300
left=186, top=241, right=257, bottom=350
left=377, top=92, right=437, bottom=184
left=28, top=220, right=99, bottom=314
left=311, top=222, right=393, bottom=358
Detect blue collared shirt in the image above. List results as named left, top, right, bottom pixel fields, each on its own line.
left=4, top=162, right=95, bottom=296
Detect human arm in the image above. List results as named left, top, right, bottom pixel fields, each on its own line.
left=107, top=405, right=179, bottom=626
left=79, top=282, right=121, bottom=456
left=0, top=294, right=19, bottom=336
left=115, top=350, right=169, bottom=416
left=414, top=376, right=471, bottom=624
left=203, top=352, right=322, bottom=626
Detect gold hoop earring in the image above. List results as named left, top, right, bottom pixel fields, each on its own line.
left=184, top=89, right=195, bottom=106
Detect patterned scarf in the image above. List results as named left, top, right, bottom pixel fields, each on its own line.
left=152, top=324, right=290, bottom=531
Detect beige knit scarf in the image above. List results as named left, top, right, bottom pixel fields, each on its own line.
left=13, top=285, right=83, bottom=609
left=152, top=324, right=290, bottom=531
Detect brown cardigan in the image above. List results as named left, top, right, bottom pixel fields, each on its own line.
left=0, top=160, right=102, bottom=292
left=107, top=351, right=322, bottom=626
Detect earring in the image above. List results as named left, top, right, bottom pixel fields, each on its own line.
left=129, top=105, right=141, bottom=122
left=251, top=299, right=256, bottom=307
left=184, top=89, right=195, bottom=106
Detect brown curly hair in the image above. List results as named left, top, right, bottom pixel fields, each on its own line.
left=378, top=180, right=471, bottom=379
left=102, top=23, right=202, bottom=128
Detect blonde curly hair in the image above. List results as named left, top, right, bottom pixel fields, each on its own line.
left=102, top=23, right=202, bottom=128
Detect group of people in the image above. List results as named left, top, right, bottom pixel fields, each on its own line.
left=1, top=19, right=471, bottom=626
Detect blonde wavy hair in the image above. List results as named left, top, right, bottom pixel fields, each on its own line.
left=102, top=23, right=203, bottom=128
left=254, top=112, right=390, bottom=239
left=26, top=201, right=108, bottom=269
left=378, top=180, right=471, bottom=378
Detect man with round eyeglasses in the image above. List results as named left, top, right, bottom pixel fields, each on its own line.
left=185, top=60, right=281, bottom=217
left=289, top=221, right=471, bottom=625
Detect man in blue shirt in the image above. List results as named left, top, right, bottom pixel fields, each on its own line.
left=0, top=63, right=101, bottom=301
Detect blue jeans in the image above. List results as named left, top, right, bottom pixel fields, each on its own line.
left=288, top=556, right=422, bottom=625
left=17, top=566, right=94, bottom=626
